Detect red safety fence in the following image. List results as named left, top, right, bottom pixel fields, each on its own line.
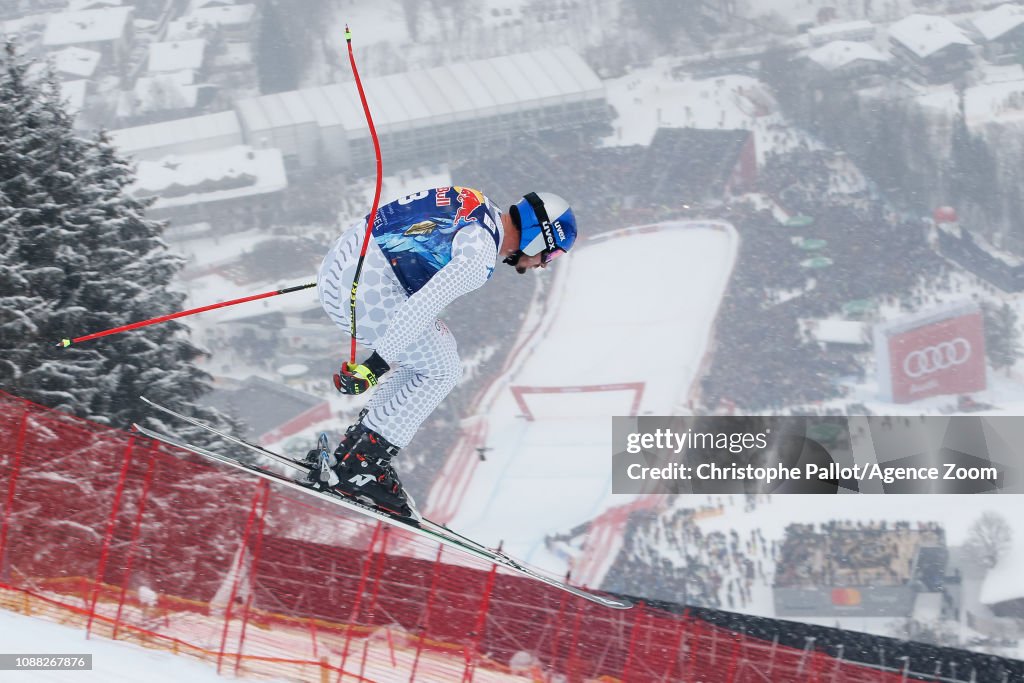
left=0, top=389, right=912, bottom=682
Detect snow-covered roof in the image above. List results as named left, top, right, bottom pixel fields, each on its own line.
left=132, top=71, right=200, bottom=114
left=888, top=14, right=974, bottom=59
left=191, top=0, right=237, bottom=8
left=0, top=17, right=29, bottom=39
left=50, top=46, right=102, bottom=78
left=43, top=6, right=133, bottom=47
left=806, top=19, right=875, bottom=44
left=148, top=39, right=207, bottom=73
left=235, top=48, right=602, bottom=137
left=190, top=4, right=256, bottom=27
left=806, top=40, right=889, bottom=70
left=67, top=0, right=122, bottom=9
left=211, top=41, right=252, bottom=68
left=58, top=78, right=89, bottom=112
left=800, top=319, right=870, bottom=345
left=201, top=376, right=324, bottom=443
left=165, top=4, right=254, bottom=38
left=134, top=145, right=287, bottom=208
left=165, top=17, right=205, bottom=40
left=109, top=110, right=242, bottom=157
left=875, top=299, right=979, bottom=337
left=235, top=88, right=318, bottom=135
left=972, top=3, right=1024, bottom=42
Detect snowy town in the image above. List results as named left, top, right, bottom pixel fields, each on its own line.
left=2, top=0, right=1024, bottom=681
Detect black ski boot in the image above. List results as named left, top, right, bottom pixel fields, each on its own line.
left=304, top=410, right=368, bottom=484
left=332, top=429, right=416, bottom=519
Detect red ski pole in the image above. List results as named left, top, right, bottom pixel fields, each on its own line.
left=344, top=23, right=384, bottom=365
left=58, top=282, right=315, bottom=348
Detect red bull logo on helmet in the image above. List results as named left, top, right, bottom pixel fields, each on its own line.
left=452, top=187, right=483, bottom=226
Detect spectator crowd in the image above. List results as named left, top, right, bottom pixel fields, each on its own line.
left=775, top=519, right=946, bottom=588
left=373, top=132, right=967, bottom=584
left=600, top=495, right=774, bottom=609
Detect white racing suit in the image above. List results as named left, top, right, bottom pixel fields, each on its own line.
left=316, top=187, right=502, bottom=447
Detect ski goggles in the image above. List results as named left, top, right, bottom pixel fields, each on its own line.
left=503, top=245, right=565, bottom=267
left=541, top=247, right=566, bottom=264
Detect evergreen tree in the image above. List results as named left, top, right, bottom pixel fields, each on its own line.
left=255, top=0, right=300, bottom=94
left=0, top=45, right=275, bottom=608
left=0, top=42, right=227, bottom=440
left=981, top=301, right=1021, bottom=372
left=630, top=0, right=700, bottom=46
left=401, top=0, right=420, bottom=41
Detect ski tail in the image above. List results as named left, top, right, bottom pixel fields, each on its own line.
left=139, top=396, right=308, bottom=472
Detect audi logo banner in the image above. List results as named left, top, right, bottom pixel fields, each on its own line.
left=874, top=303, right=986, bottom=403
left=901, top=338, right=972, bottom=379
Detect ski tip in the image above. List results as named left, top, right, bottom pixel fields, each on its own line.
left=58, top=338, right=72, bottom=348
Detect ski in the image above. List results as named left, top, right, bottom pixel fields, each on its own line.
left=130, top=420, right=632, bottom=611
left=142, top=398, right=525, bottom=554
left=140, top=396, right=309, bottom=472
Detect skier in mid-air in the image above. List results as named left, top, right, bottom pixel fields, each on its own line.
left=307, top=187, right=577, bottom=517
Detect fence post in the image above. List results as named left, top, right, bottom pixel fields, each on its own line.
left=724, top=629, right=741, bottom=683
left=809, top=647, right=827, bottom=683
left=0, top=410, right=30, bottom=573
left=620, top=601, right=646, bottom=682
left=797, top=636, right=816, bottom=676
left=563, top=593, right=586, bottom=679
left=217, top=479, right=267, bottom=673
left=112, top=450, right=158, bottom=640
left=336, top=521, right=384, bottom=683
left=460, top=562, right=498, bottom=683
left=234, top=481, right=271, bottom=675
left=670, top=608, right=691, bottom=680
left=358, top=637, right=371, bottom=682
left=409, top=544, right=444, bottom=683
left=86, top=434, right=137, bottom=638
left=546, top=589, right=569, bottom=673
left=309, top=617, right=321, bottom=661
left=685, top=616, right=703, bottom=678
left=362, top=524, right=392, bottom=674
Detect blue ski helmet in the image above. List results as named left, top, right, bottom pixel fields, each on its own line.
left=507, top=192, right=577, bottom=264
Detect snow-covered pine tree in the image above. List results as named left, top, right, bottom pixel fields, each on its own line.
left=0, top=45, right=316, bottom=610
left=0, top=42, right=228, bottom=441
left=982, top=301, right=1021, bottom=373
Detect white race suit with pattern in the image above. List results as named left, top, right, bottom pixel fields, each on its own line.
left=317, top=187, right=502, bottom=448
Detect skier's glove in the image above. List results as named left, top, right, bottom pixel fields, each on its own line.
left=333, top=351, right=390, bottom=395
